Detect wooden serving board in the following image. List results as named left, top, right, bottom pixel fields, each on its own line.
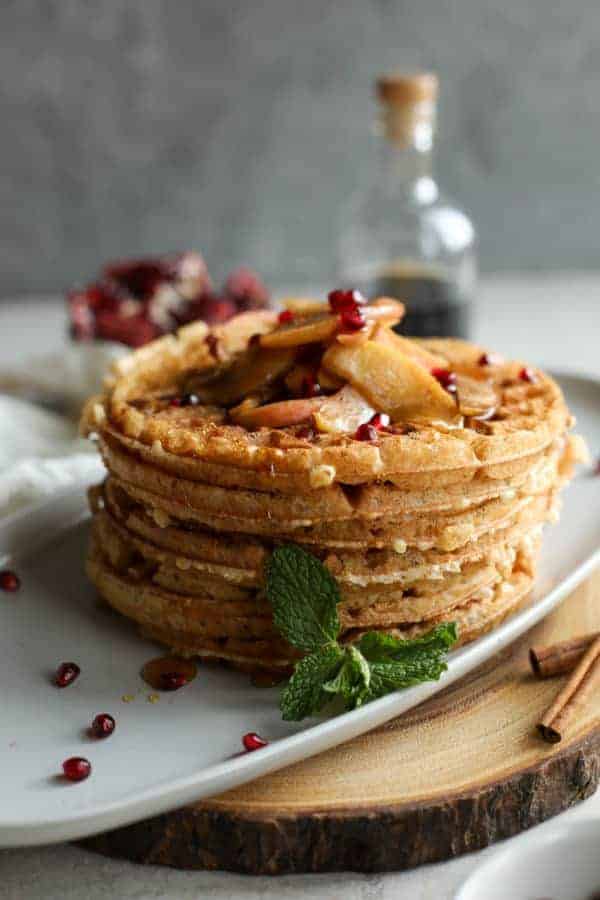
left=84, top=572, right=600, bottom=874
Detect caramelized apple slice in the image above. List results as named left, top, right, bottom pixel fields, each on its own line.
left=313, top=385, right=375, bottom=434
left=372, top=325, right=447, bottom=369
left=281, top=297, right=329, bottom=316
left=261, top=299, right=406, bottom=351
left=317, top=366, right=345, bottom=392
left=211, top=310, right=278, bottom=355
left=183, top=344, right=295, bottom=406
left=322, top=340, right=460, bottom=423
left=366, top=297, right=405, bottom=325
left=260, top=313, right=339, bottom=349
left=455, top=374, right=497, bottom=417
left=229, top=396, right=324, bottom=429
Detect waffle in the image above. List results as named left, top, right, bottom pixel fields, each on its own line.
left=81, top=299, right=585, bottom=673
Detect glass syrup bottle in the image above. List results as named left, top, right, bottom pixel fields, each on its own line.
left=337, top=71, right=477, bottom=337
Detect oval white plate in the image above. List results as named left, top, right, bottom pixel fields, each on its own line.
left=455, top=818, right=600, bottom=899
left=1, top=372, right=600, bottom=848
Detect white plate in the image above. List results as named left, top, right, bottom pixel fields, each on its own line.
left=1, top=372, right=599, bottom=848
left=455, top=818, right=600, bottom=899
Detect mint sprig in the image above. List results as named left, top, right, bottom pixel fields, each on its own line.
left=266, top=544, right=340, bottom=652
left=267, top=545, right=458, bottom=721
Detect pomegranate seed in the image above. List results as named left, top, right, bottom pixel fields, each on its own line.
left=0, top=570, right=20, bottom=592
left=431, top=368, right=457, bottom=394
left=62, top=757, right=91, bottom=782
left=370, top=413, right=390, bottom=430
left=55, top=662, right=80, bottom=688
left=278, top=309, right=294, bottom=325
left=159, top=671, right=189, bottom=691
left=301, top=375, right=321, bottom=398
left=91, top=713, right=116, bottom=739
left=339, top=308, right=366, bottom=333
left=242, top=732, right=268, bottom=752
left=355, top=423, right=379, bottom=442
left=519, top=366, right=537, bottom=383
left=328, top=289, right=366, bottom=313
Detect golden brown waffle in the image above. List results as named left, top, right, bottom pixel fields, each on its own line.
left=86, top=537, right=534, bottom=671
left=92, top=506, right=529, bottom=618
left=100, top=478, right=552, bottom=587
left=81, top=315, right=572, bottom=489
left=81, top=307, right=584, bottom=675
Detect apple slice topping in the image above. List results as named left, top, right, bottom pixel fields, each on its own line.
left=259, top=298, right=405, bottom=351
left=322, top=339, right=461, bottom=424
left=312, top=385, right=375, bottom=434
left=260, top=313, right=339, bottom=349
left=371, top=325, right=448, bottom=369
left=182, top=344, right=295, bottom=406
left=280, top=298, right=329, bottom=317
left=228, top=396, right=325, bottom=430
left=454, top=374, right=497, bottom=417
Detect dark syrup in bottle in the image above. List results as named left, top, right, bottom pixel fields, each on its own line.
left=358, top=263, right=472, bottom=338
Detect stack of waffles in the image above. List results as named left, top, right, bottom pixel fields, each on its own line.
left=81, top=293, right=584, bottom=673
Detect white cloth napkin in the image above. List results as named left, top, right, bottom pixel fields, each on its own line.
left=0, top=395, right=103, bottom=519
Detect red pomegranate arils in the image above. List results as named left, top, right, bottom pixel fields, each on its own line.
left=91, top=713, right=116, bottom=739
left=159, top=671, right=189, bottom=691
left=201, top=297, right=238, bottom=324
left=0, top=570, right=20, bottom=592
left=224, top=266, right=269, bottom=310
left=328, top=289, right=366, bottom=313
left=54, top=662, right=81, bottom=688
left=339, top=308, right=366, bottom=333
left=370, top=412, right=390, bottom=430
left=431, top=367, right=458, bottom=394
left=278, top=309, right=294, bottom=325
left=242, top=732, right=268, bottom=752
left=62, top=757, right=91, bottom=782
left=355, top=423, right=378, bottom=442
left=478, top=352, right=502, bottom=367
left=519, top=366, right=537, bottom=384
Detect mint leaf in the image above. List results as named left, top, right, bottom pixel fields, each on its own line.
left=323, top=646, right=371, bottom=709
left=266, top=545, right=341, bottom=653
left=280, top=643, right=344, bottom=721
left=358, top=622, right=458, bottom=663
left=357, top=623, right=458, bottom=703
left=267, top=543, right=458, bottom=721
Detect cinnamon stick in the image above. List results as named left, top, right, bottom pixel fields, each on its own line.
left=530, top=632, right=599, bottom=678
left=537, top=635, right=600, bottom=743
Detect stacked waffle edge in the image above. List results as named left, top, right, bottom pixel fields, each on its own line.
left=81, top=308, right=585, bottom=673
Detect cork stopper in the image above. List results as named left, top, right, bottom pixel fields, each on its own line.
left=376, top=71, right=438, bottom=107
left=376, top=71, right=438, bottom=148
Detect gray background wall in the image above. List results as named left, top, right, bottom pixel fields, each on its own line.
left=2, top=0, right=599, bottom=296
